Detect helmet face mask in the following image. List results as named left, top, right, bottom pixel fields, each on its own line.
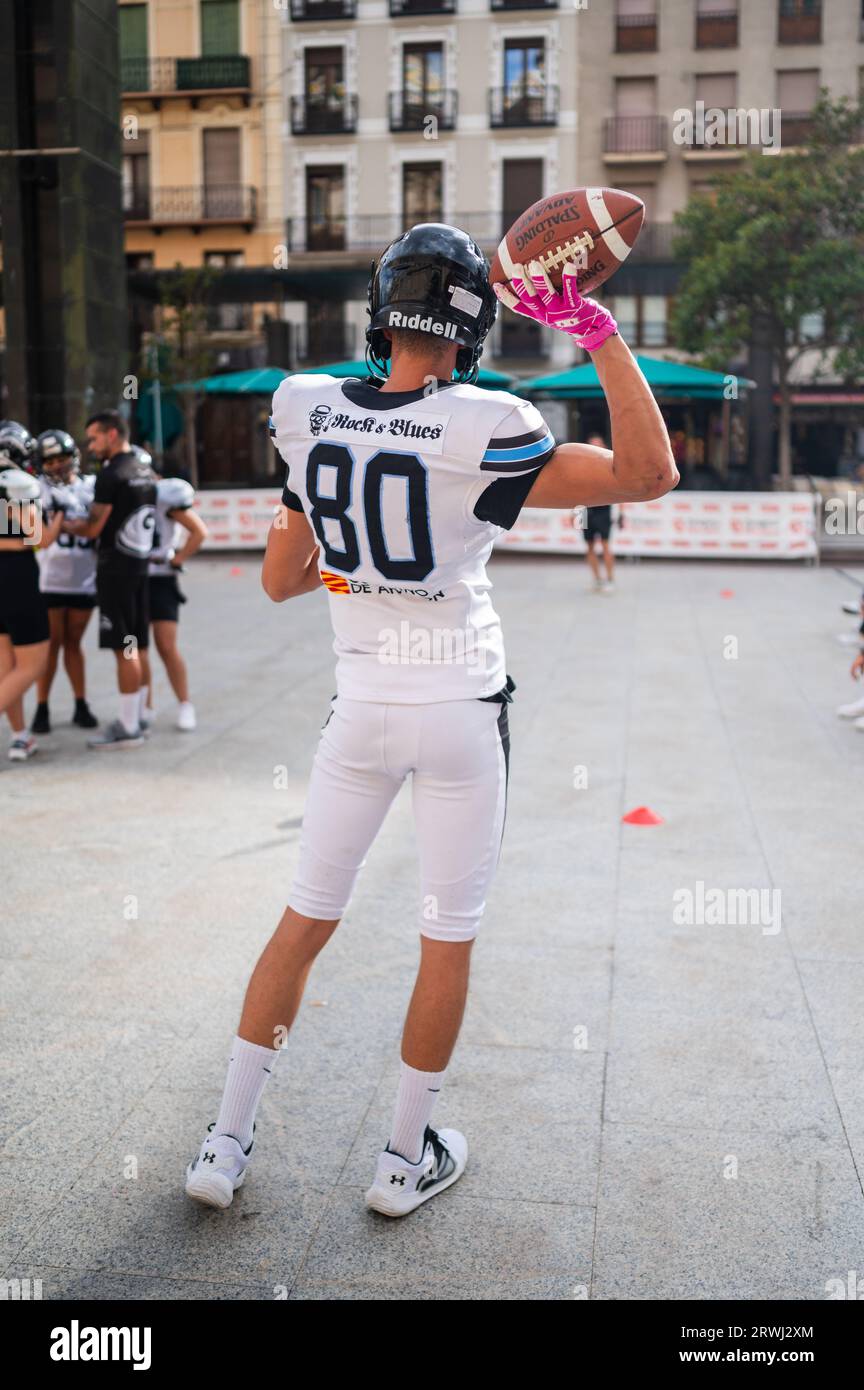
left=37, top=429, right=80, bottom=483
left=366, top=223, right=498, bottom=384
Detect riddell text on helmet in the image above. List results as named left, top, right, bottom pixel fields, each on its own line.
left=387, top=310, right=459, bottom=339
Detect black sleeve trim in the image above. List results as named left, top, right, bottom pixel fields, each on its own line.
left=281, top=484, right=304, bottom=512
left=488, top=425, right=550, bottom=450
left=473, top=467, right=544, bottom=530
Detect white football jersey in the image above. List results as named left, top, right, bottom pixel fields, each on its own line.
left=269, top=373, right=555, bottom=702
left=38, top=474, right=97, bottom=595
left=150, top=477, right=195, bottom=577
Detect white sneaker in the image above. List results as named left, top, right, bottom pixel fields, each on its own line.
left=8, top=735, right=38, bottom=761
left=185, top=1121, right=255, bottom=1209
left=837, top=696, right=864, bottom=718
left=602, top=580, right=616, bottom=594
left=855, top=716, right=864, bottom=733
left=835, top=633, right=862, bottom=645
left=177, top=702, right=196, bottom=732
left=365, top=1124, right=467, bottom=1218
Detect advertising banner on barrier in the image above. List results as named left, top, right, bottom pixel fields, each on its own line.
left=498, top=492, right=819, bottom=560
left=196, top=490, right=819, bottom=560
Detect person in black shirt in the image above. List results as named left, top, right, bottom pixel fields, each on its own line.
left=64, top=410, right=156, bottom=749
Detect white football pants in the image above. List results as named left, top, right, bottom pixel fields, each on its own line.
left=287, top=695, right=510, bottom=941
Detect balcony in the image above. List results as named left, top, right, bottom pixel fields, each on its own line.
left=490, top=0, right=558, bottom=8
left=489, top=85, right=559, bottom=129
left=615, top=14, right=658, bottom=53
left=290, top=0, right=357, bottom=19
left=295, top=321, right=357, bottom=365
left=389, top=89, right=457, bottom=132
left=291, top=95, right=358, bottom=136
left=603, top=115, right=668, bottom=158
left=285, top=212, right=503, bottom=255
left=695, top=8, right=739, bottom=47
left=124, top=185, right=257, bottom=230
left=778, top=7, right=821, bottom=44
left=780, top=111, right=816, bottom=147
left=121, top=55, right=251, bottom=105
left=390, top=0, right=456, bottom=13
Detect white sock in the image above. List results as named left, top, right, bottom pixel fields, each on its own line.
left=214, top=1035, right=281, bottom=1149
left=387, top=1059, right=446, bottom=1164
left=138, top=686, right=149, bottom=722
left=119, top=693, right=140, bottom=735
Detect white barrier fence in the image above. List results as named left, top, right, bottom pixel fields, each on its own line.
left=196, top=490, right=820, bottom=561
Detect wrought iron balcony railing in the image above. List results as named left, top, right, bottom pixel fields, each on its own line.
left=695, top=8, right=739, bottom=48
left=779, top=111, right=816, bottom=146
left=123, top=185, right=257, bottom=226
left=603, top=114, right=668, bottom=155
left=490, top=0, right=558, bottom=10
left=390, top=0, right=456, bottom=13
left=290, top=0, right=357, bottom=19
left=778, top=6, right=821, bottom=44
left=291, top=94, right=358, bottom=135
left=489, top=84, right=559, bottom=128
left=389, top=89, right=457, bottom=132
left=121, top=55, right=251, bottom=95
left=615, top=14, right=658, bottom=53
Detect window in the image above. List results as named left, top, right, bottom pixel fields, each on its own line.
left=402, top=162, right=443, bottom=223
left=305, top=47, right=344, bottom=105
left=777, top=69, right=819, bottom=144
left=696, top=0, right=739, bottom=50
left=306, top=166, right=345, bottom=250
left=610, top=295, right=666, bottom=345
left=615, top=0, right=657, bottom=54
left=403, top=44, right=444, bottom=106
left=203, top=127, right=241, bottom=217
left=502, top=158, right=543, bottom=234
left=119, top=3, right=148, bottom=88
left=503, top=38, right=546, bottom=97
left=695, top=72, right=737, bottom=109
left=122, top=129, right=150, bottom=217
left=204, top=251, right=250, bottom=330
left=615, top=77, right=656, bottom=116
left=778, top=0, right=822, bottom=43
left=201, top=0, right=240, bottom=55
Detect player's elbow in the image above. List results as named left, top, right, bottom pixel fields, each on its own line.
left=261, top=567, right=291, bottom=602
left=631, top=453, right=680, bottom=502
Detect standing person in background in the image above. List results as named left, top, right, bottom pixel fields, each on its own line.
left=30, top=429, right=99, bottom=733
left=580, top=433, right=617, bottom=594
left=136, top=450, right=208, bottom=733
left=0, top=422, right=62, bottom=761
left=63, top=411, right=156, bottom=750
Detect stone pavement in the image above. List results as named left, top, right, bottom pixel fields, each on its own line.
left=3, top=551, right=864, bottom=1300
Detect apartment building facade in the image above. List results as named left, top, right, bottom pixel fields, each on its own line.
left=279, top=0, right=864, bottom=381
left=120, top=0, right=284, bottom=359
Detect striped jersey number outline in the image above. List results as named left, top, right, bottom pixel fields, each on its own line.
left=306, top=442, right=434, bottom=583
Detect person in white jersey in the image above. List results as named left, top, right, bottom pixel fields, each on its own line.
left=184, top=223, right=678, bottom=1217
left=30, top=430, right=100, bottom=734
left=134, top=448, right=208, bottom=733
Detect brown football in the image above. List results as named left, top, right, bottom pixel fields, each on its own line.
left=489, top=187, right=645, bottom=297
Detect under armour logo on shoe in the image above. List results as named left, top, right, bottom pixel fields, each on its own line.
left=203, top=1150, right=216, bottom=1164
left=389, top=1174, right=407, bottom=1186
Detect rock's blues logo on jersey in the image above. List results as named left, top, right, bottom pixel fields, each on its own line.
left=309, top=404, right=333, bottom=437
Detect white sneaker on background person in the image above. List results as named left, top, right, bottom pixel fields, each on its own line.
left=837, top=694, right=864, bottom=718
left=176, top=702, right=196, bottom=731
left=8, top=734, right=38, bottom=761
left=854, top=715, right=864, bottom=733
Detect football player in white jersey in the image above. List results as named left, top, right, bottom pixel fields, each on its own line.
left=137, top=454, right=208, bottom=732
left=184, top=224, right=678, bottom=1216
left=30, top=430, right=100, bottom=734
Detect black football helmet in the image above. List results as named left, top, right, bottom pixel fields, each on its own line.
left=0, top=420, right=37, bottom=472
left=37, top=429, right=80, bottom=481
left=366, top=223, right=498, bottom=384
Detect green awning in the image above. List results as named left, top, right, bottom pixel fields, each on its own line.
left=517, top=355, right=756, bottom=400
left=302, top=360, right=515, bottom=389
left=180, top=367, right=291, bottom=395
left=182, top=362, right=514, bottom=393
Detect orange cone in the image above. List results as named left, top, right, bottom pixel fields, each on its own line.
left=230, top=566, right=243, bottom=576
left=720, top=589, right=734, bottom=598
left=622, top=805, right=664, bottom=825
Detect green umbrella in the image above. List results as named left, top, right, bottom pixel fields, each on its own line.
left=303, top=360, right=515, bottom=390
left=517, top=355, right=755, bottom=400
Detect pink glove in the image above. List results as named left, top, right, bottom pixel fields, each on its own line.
left=493, top=259, right=618, bottom=352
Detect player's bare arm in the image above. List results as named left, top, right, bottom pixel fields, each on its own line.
left=494, top=258, right=678, bottom=510
left=170, top=507, right=208, bottom=567
left=525, top=334, right=679, bottom=508
left=261, top=504, right=322, bottom=602
left=64, top=500, right=112, bottom=540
